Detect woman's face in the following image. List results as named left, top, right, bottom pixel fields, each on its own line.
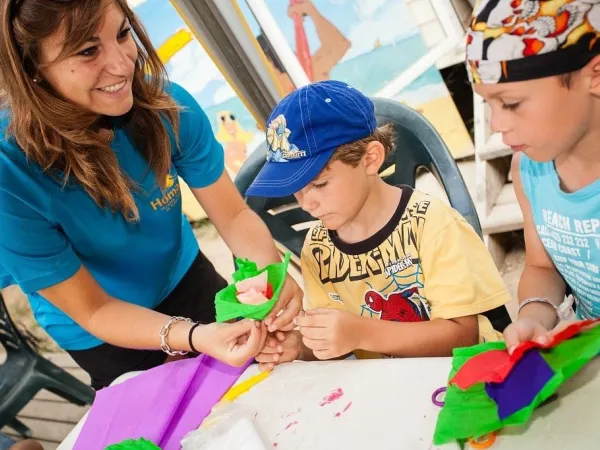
left=38, top=1, right=137, bottom=117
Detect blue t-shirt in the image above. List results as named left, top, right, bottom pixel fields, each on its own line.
left=520, top=154, right=600, bottom=319
left=0, top=82, right=225, bottom=350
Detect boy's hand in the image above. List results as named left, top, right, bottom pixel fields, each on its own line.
left=264, top=275, right=304, bottom=332
left=294, top=308, right=360, bottom=360
left=504, top=317, right=551, bottom=354
left=256, top=330, right=302, bottom=371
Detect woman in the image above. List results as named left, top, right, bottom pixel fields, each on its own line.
left=0, top=0, right=303, bottom=389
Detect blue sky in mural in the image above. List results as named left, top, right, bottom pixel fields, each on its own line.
left=130, top=0, right=444, bottom=141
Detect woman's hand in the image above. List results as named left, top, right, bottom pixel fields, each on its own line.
left=256, top=330, right=303, bottom=371
left=192, top=319, right=268, bottom=367
left=264, top=275, right=304, bottom=332
left=191, top=173, right=304, bottom=332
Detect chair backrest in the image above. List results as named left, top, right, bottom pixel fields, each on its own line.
left=373, top=97, right=482, bottom=236
left=0, top=293, right=33, bottom=357
left=235, top=97, right=482, bottom=259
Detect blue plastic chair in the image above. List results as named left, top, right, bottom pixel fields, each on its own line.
left=235, top=97, right=511, bottom=332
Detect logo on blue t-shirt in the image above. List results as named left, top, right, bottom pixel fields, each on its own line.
left=150, top=173, right=181, bottom=212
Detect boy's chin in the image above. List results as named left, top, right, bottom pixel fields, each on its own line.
left=319, top=216, right=343, bottom=231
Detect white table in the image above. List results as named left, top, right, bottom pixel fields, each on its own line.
left=58, top=356, right=600, bottom=450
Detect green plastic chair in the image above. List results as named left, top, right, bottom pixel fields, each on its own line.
left=234, top=97, right=511, bottom=333
left=0, top=293, right=95, bottom=438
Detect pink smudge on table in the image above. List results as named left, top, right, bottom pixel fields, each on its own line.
left=319, top=388, right=344, bottom=406
left=285, top=407, right=301, bottom=418
left=273, top=443, right=278, bottom=448
left=285, top=421, right=299, bottom=430
left=334, top=401, right=353, bottom=417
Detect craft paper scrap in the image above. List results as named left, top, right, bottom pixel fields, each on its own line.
left=105, top=438, right=161, bottom=449
left=450, top=319, right=600, bottom=390
left=215, top=252, right=291, bottom=322
left=433, top=321, right=600, bottom=445
left=74, top=355, right=251, bottom=450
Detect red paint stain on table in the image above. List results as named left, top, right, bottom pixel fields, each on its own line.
left=319, top=388, right=344, bottom=406
left=284, top=407, right=301, bottom=418
left=285, top=421, right=299, bottom=430
left=273, top=443, right=278, bottom=447
left=334, top=401, right=353, bottom=417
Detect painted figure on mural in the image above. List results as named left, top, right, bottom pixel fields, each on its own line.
left=257, top=0, right=351, bottom=93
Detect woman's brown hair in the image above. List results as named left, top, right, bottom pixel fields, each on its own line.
left=0, top=0, right=180, bottom=221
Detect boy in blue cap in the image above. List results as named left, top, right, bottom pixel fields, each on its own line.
left=248, top=80, right=511, bottom=367
left=465, top=0, right=600, bottom=353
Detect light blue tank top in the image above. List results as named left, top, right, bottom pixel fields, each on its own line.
left=520, top=154, right=600, bottom=319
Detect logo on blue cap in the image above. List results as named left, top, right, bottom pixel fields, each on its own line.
left=266, top=114, right=307, bottom=163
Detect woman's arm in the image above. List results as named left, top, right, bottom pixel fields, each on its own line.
left=39, top=266, right=265, bottom=366
left=191, top=172, right=280, bottom=268
left=192, top=171, right=304, bottom=330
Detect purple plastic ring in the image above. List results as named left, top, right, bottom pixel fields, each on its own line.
left=432, top=387, right=446, bottom=407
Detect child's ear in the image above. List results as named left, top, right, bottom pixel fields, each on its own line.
left=363, top=141, right=386, bottom=175
left=585, top=54, right=600, bottom=94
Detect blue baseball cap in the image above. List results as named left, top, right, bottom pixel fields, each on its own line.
left=246, top=80, right=377, bottom=198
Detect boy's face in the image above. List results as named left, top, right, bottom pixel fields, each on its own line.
left=473, top=69, right=599, bottom=162
left=294, top=159, right=372, bottom=231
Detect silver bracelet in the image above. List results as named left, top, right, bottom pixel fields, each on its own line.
left=159, top=316, right=193, bottom=356
left=518, top=297, right=574, bottom=321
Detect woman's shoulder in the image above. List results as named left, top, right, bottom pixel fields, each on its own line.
left=0, top=110, right=47, bottom=192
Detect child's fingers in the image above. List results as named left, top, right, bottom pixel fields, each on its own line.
left=259, top=343, right=283, bottom=354
left=302, top=336, right=329, bottom=351
left=265, top=336, right=279, bottom=348
left=269, top=303, right=302, bottom=332
left=255, top=351, right=280, bottom=363
left=295, top=314, right=329, bottom=328
left=276, top=320, right=297, bottom=332
left=258, top=362, right=275, bottom=372
left=298, top=326, right=328, bottom=340
left=275, top=331, right=286, bottom=341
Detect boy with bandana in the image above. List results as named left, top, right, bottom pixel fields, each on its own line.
left=466, top=0, right=600, bottom=353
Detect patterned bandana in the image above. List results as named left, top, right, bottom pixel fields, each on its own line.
left=466, top=0, right=600, bottom=84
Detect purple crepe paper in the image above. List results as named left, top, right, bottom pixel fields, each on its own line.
left=74, top=355, right=251, bottom=450
left=485, top=349, right=554, bottom=420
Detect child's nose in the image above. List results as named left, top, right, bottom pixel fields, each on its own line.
left=490, top=108, right=512, bottom=134
left=296, top=191, right=317, bottom=214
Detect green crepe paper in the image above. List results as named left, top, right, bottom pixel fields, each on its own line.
left=215, top=252, right=291, bottom=322
left=433, top=326, right=600, bottom=445
left=105, top=438, right=161, bottom=450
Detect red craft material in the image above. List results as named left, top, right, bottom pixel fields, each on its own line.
left=450, top=319, right=600, bottom=390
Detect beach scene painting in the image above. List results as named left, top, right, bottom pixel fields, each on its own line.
left=130, top=0, right=474, bottom=176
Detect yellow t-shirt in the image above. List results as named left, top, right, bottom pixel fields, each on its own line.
left=300, top=186, right=510, bottom=357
